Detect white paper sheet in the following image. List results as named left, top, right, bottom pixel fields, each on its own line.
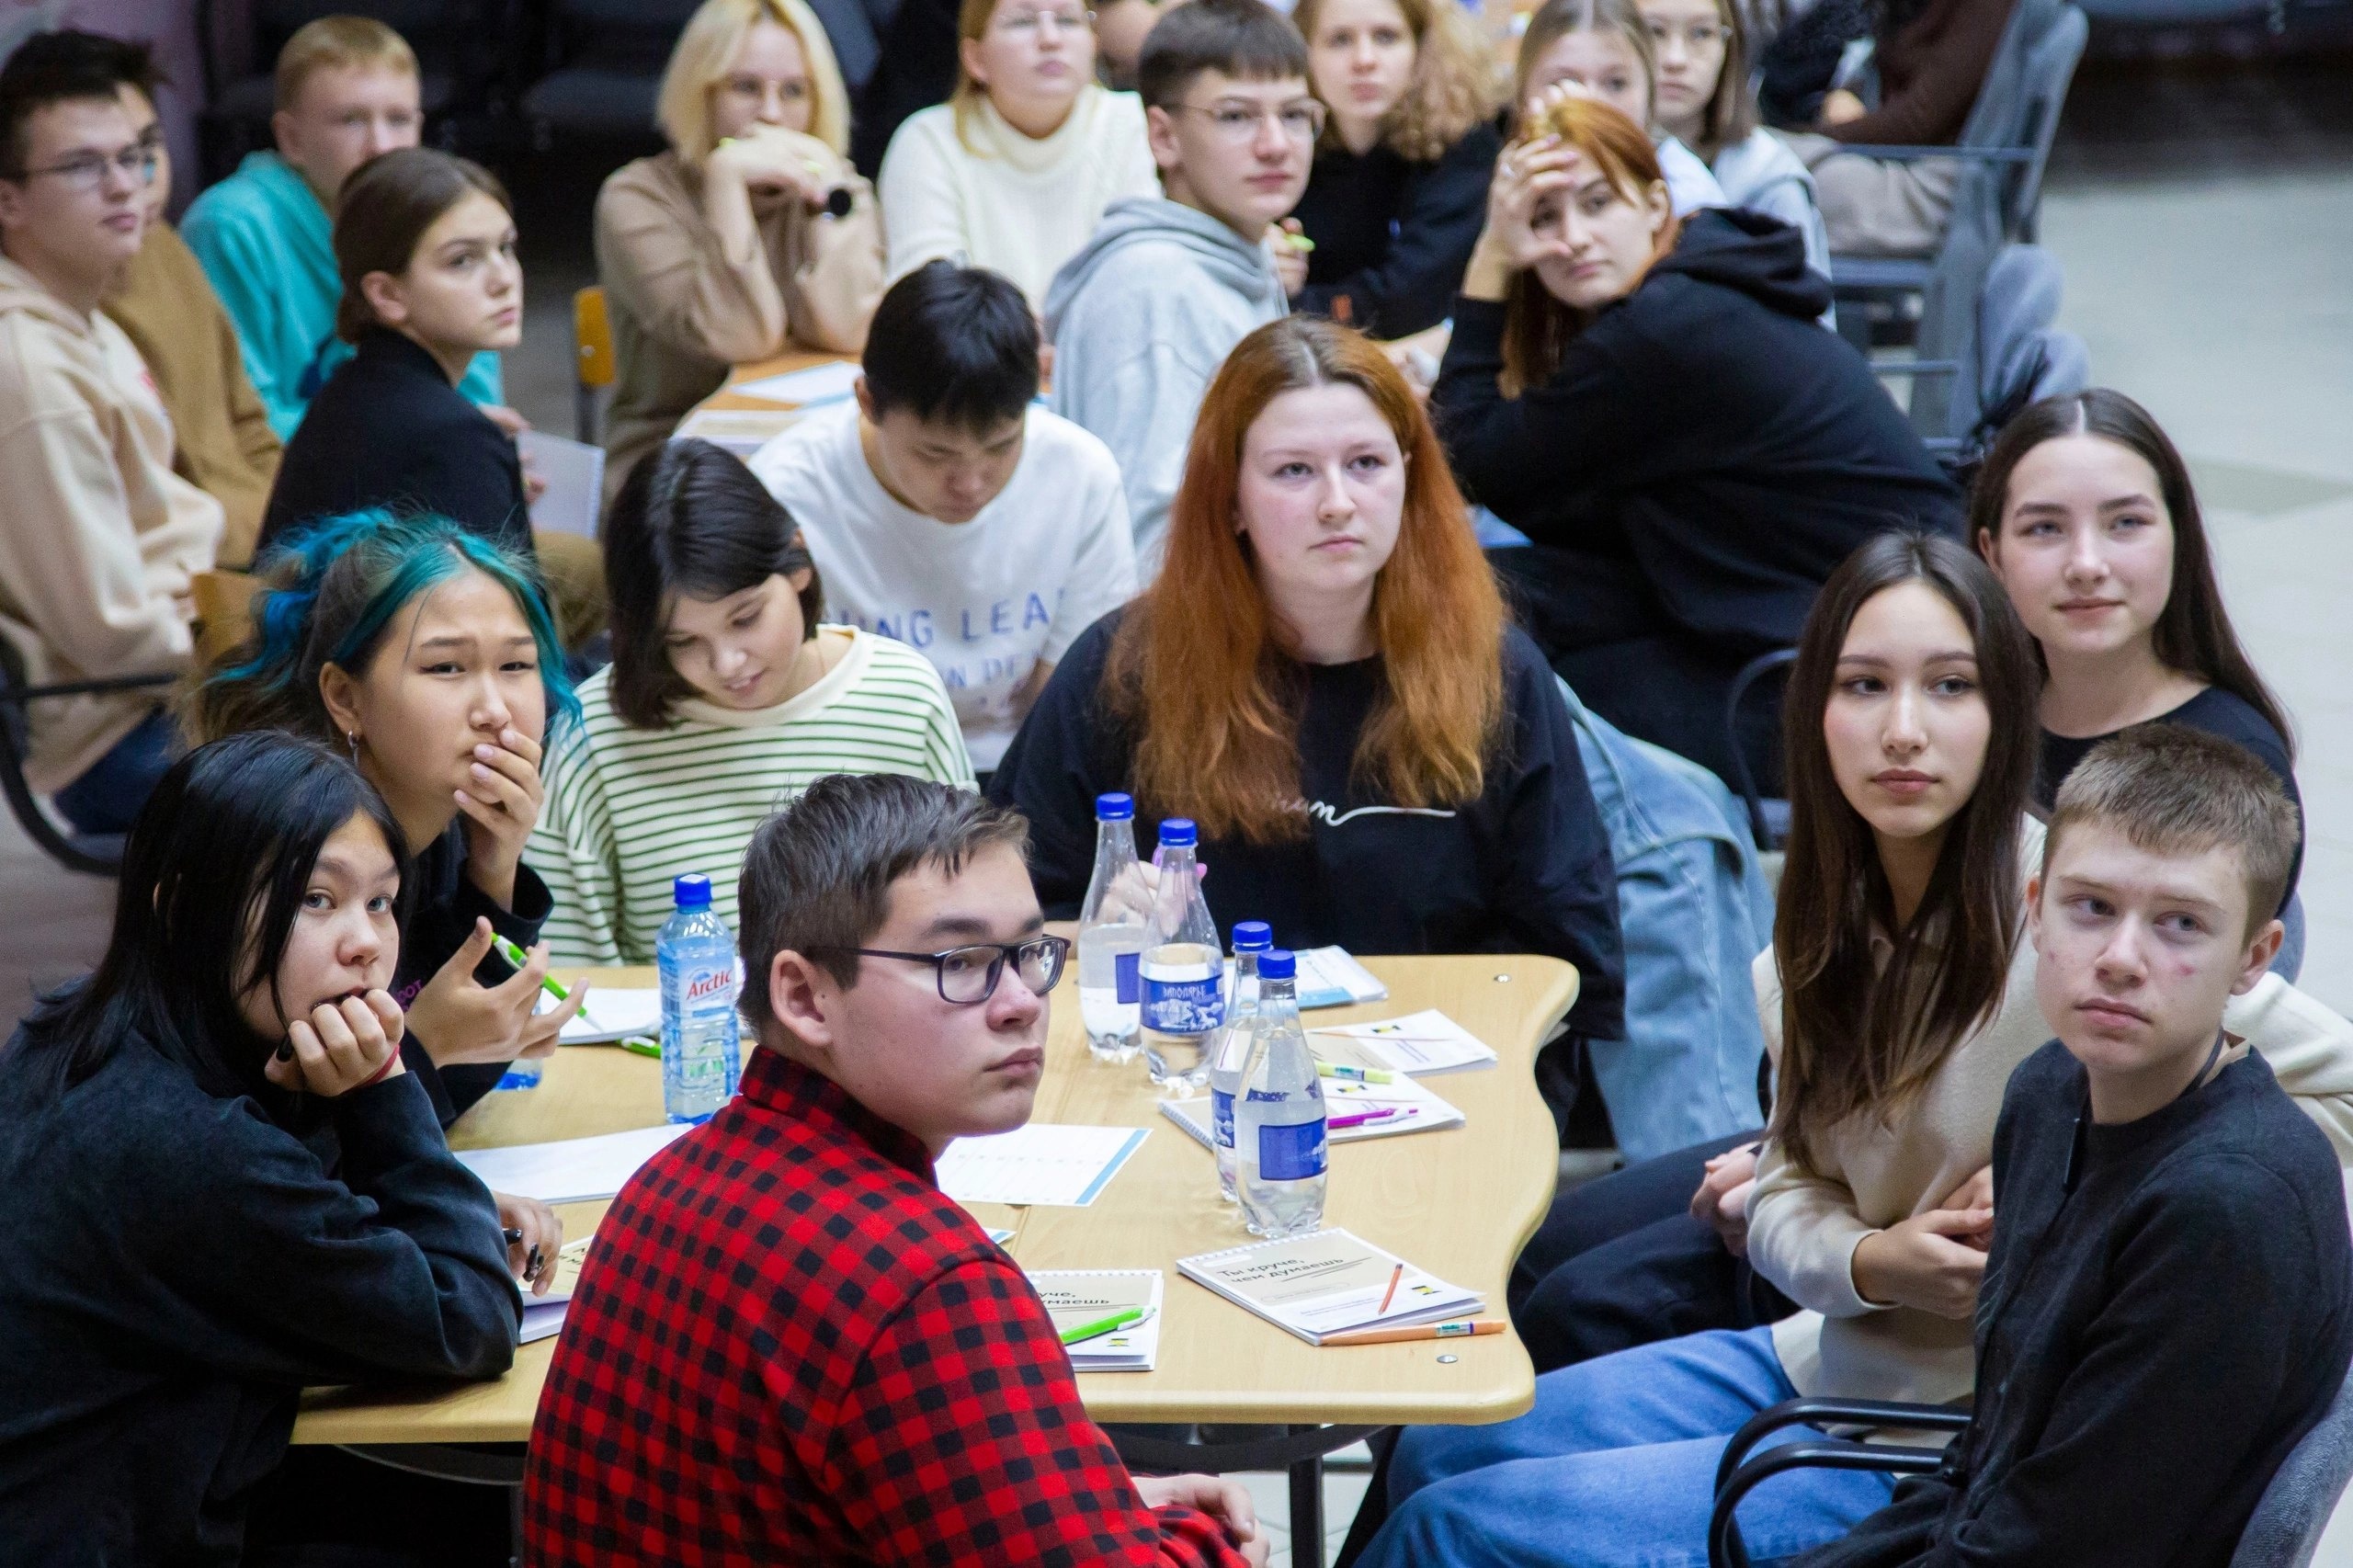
left=454, top=1122, right=692, bottom=1204
left=727, top=359, right=861, bottom=407
left=934, top=1124, right=1149, bottom=1207
left=554, top=986, right=662, bottom=1045
left=518, top=429, right=607, bottom=538
left=1307, top=1008, right=1498, bottom=1074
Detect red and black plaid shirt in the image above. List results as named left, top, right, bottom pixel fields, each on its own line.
left=525, top=1046, right=1247, bottom=1566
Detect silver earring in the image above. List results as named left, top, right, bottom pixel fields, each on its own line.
left=346, top=731, right=361, bottom=761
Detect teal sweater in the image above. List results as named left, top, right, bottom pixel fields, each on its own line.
left=182, top=152, right=502, bottom=440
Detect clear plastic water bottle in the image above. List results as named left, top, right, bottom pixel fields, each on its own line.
left=1235, top=949, right=1326, bottom=1238
left=657, top=873, right=740, bottom=1125
left=1076, top=792, right=1148, bottom=1063
left=1210, top=921, right=1273, bottom=1204
left=1141, top=819, right=1221, bottom=1096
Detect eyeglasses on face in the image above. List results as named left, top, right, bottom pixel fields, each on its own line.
left=811, top=935, right=1071, bottom=1004
left=1174, top=97, right=1327, bottom=143
left=6, top=141, right=158, bottom=193
left=995, top=4, right=1091, bottom=32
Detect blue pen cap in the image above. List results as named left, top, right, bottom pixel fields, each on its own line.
left=673, top=873, right=713, bottom=909
left=1158, top=817, right=1198, bottom=848
left=1258, top=949, right=1296, bottom=980
left=1095, top=792, right=1134, bottom=822
left=1233, top=921, right=1273, bottom=952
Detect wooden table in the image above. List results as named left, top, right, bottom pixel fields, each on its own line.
left=294, top=954, right=1574, bottom=1562
left=668, top=349, right=858, bottom=458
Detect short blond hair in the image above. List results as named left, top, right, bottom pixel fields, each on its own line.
left=274, top=16, right=417, bottom=113
left=656, top=0, right=851, bottom=162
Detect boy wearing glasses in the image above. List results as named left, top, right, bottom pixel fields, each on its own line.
left=0, top=34, right=222, bottom=836
left=528, top=774, right=1265, bottom=1566
left=1044, top=0, right=1313, bottom=571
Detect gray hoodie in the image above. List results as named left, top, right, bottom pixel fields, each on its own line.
left=1043, top=196, right=1286, bottom=572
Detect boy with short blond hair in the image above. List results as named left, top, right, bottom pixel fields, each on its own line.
left=1799, top=723, right=2353, bottom=1568
left=182, top=15, right=504, bottom=436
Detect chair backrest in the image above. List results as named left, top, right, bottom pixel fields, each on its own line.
left=2233, top=1361, right=2353, bottom=1568
left=574, top=287, right=616, bottom=392
left=1951, top=0, right=2086, bottom=236
left=192, top=571, right=265, bottom=671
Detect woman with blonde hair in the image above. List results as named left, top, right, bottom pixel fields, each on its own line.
left=1435, top=94, right=1955, bottom=784
left=990, top=313, right=1623, bottom=1047
left=877, top=0, right=1159, bottom=309
left=594, top=0, right=885, bottom=495
left=1290, top=0, right=1503, bottom=337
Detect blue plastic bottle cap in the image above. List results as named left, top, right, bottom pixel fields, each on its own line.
left=1258, top=949, right=1296, bottom=980
left=1095, top=792, right=1134, bottom=821
left=1158, top=818, right=1197, bottom=848
left=1233, top=921, right=1273, bottom=951
left=673, top=873, right=712, bottom=908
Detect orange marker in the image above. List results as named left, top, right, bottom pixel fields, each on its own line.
left=1323, top=1319, right=1507, bottom=1347
left=1377, top=1261, right=1404, bottom=1316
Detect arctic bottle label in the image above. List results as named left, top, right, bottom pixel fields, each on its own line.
left=1211, top=1087, right=1235, bottom=1151
left=1115, top=949, right=1141, bottom=1005
left=1256, top=1119, right=1327, bottom=1181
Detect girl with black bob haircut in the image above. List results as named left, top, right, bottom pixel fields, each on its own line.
left=0, top=732, right=519, bottom=1566
left=528, top=438, right=970, bottom=964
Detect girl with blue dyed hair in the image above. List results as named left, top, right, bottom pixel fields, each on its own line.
left=189, top=509, right=584, bottom=1164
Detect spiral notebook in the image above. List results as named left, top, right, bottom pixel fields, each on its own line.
left=1030, top=1269, right=1164, bottom=1371
left=1175, top=1229, right=1481, bottom=1346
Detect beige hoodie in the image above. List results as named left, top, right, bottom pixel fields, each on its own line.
left=0, top=253, right=222, bottom=793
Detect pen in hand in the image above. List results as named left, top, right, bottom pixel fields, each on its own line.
left=489, top=933, right=598, bottom=1031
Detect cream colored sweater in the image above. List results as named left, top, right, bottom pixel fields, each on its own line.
left=0, top=255, right=221, bottom=791
left=877, top=87, right=1159, bottom=310
left=1748, top=819, right=2353, bottom=1407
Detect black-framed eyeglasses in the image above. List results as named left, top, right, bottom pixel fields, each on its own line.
left=813, top=936, right=1071, bottom=1004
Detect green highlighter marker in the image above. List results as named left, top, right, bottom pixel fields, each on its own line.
left=1058, top=1306, right=1148, bottom=1346
left=489, top=932, right=598, bottom=1031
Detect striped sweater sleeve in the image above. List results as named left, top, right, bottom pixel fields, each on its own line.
left=530, top=720, right=628, bottom=967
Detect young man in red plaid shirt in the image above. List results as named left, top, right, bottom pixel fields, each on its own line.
left=524, top=774, right=1264, bottom=1565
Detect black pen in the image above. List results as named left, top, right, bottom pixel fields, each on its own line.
left=501, top=1227, right=545, bottom=1282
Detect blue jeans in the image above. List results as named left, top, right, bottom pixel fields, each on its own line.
left=52, top=707, right=177, bottom=835
left=1358, top=1326, right=1898, bottom=1568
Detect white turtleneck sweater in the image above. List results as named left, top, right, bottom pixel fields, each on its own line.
left=877, top=85, right=1160, bottom=309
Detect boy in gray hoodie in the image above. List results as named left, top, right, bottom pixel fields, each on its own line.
left=1042, top=0, right=1313, bottom=572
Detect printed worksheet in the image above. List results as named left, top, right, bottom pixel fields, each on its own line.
left=934, top=1124, right=1150, bottom=1207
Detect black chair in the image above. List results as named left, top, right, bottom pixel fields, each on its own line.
left=1722, top=649, right=1797, bottom=851
left=1707, top=1396, right=1968, bottom=1568
left=519, top=0, right=699, bottom=150
left=0, top=646, right=178, bottom=877
left=193, top=0, right=509, bottom=181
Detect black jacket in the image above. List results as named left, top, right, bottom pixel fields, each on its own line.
left=988, top=615, right=1625, bottom=1040
left=1293, top=121, right=1501, bottom=340
left=0, top=1023, right=518, bottom=1567
left=388, top=821, right=555, bottom=1129
left=1800, top=1043, right=2353, bottom=1568
left=1432, top=209, right=1962, bottom=656
left=260, top=327, right=531, bottom=556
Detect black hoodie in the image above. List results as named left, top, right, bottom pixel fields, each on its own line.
left=1432, top=209, right=1962, bottom=655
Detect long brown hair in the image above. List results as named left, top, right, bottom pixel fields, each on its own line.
left=1293, top=0, right=1501, bottom=163
left=1970, top=387, right=2294, bottom=764
left=1647, top=0, right=1755, bottom=158
left=1768, top=533, right=2040, bottom=1176
left=332, top=147, right=509, bottom=344
left=1106, top=316, right=1506, bottom=843
left=1512, top=0, right=1656, bottom=123
left=1498, top=94, right=1678, bottom=394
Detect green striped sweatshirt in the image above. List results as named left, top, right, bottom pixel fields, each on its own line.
left=529, top=629, right=975, bottom=963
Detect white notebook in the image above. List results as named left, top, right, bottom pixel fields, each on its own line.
left=1307, top=1009, right=1498, bottom=1074
left=1030, top=1269, right=1164, bottom=1372
left=1176, top=1229, right=1481, bottom=1346
left=1159, top=1072, right=1463, bottom=1151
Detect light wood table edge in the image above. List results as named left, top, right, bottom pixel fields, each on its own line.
left=293, top=957, right=1574, bottom=1444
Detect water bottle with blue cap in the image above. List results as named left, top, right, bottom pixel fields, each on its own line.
left=656, top=873, right=740, bottom=1124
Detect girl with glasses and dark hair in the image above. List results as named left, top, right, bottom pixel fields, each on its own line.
left=0, top=731, right=519, bottom=1566
left=1972, top=387, right=2305, bottom=972
left=1351, top=530, right=2353, bottom=1568
left=529, top=437, right=972, bottom=966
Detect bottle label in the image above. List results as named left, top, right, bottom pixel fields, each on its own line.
left=1211, top=1087, right=1234, bottom=1151
left=680, top=965, right=735, bottom=1010
left=1256, top=1118, right=1327, bottom=1181
left=1115, top=949, right=1141, bottom=1006
left=1141, top=944, right=1222, bottom=1034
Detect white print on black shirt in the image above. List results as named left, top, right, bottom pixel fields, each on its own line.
left=1296, top=801, right=1460, bottom=828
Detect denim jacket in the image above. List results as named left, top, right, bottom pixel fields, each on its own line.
left=1559, top=677, right=1774, bottom=1161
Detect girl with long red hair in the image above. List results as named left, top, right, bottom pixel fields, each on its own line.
left=989, top=313, right=1623, bottom=1050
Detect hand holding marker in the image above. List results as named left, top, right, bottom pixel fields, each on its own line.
left=489, top=932, right=598, bottom=1033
